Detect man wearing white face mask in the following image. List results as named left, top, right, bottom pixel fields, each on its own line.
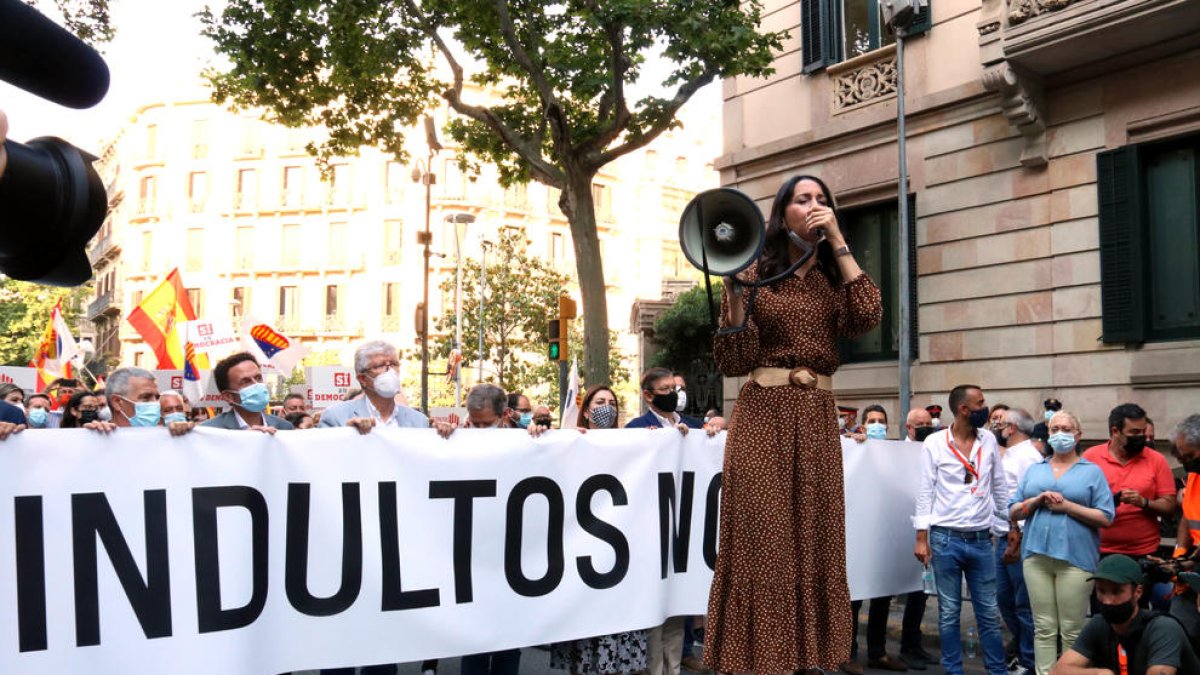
left=201, top=353, right=293, bottom=432
left=672, top=372, right=689, bottom=415
left=318, top=340, right=456, bottom=438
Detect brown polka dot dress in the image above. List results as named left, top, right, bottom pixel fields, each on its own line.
left=705, top=262, right=882, bottom=673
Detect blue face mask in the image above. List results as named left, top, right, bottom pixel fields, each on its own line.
left=27, top=407, right=49, bottom=428
left=866, top=422, right=887, bottom=440
left=163, top=411, right=189, bottom=425
left=236, top=383, right=270, bottom=413
left=123, top=400, right=162, bottom=427
left=517, top=412, right=533, bottom=429
left=1048, top=432, right=1077, bottom=454
left=1044, top=409, right=1055, bottom=422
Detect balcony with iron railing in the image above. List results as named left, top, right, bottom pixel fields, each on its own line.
left=86, top=290, right=121, bottom=320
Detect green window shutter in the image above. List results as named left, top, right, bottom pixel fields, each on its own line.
left=801, top=0, right=837, bottom=74
left=907, top=0, right=932, bottom=36
left=907, top=194, right=919, bottom=360
left=1097, top=146, right=1146, bottom=343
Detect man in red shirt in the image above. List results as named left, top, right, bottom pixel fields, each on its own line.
left=1082, top=403, right=1177, bottom=559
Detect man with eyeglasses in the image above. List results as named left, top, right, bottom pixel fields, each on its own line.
left=318, top=340, right=455, bottom=438
left=913, top=384, right=1010, bottom=675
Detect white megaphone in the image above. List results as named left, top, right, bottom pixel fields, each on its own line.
left=678, top=187, right=765, bottom=278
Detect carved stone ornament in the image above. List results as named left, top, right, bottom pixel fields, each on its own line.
left=1008, top=0, right=1083, bottom=25
left=978, top=20, right=1001, bottom=35
left=981, top=63, right=1048, bottom=166
left=834, top=56, right=898, bottom=112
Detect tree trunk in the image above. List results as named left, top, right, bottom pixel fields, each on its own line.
left=561, top=171, right=611, bottom=387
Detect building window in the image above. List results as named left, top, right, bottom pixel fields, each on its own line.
left=281, top=224, right=300, bottom=267
left=547, top=187, right=562, bottom=215
left=283, top=165, right=303, bottom=206
left=663, top=246, right=687, bottom=279
left=188, top=171, right=207, bottom=211
left=132, top=290, right=144, bottom=306
left=591, top=183, right=613, bottom=222
left=232, top=287, right=247, bottom=317
left=185, top=229, right=203, bottom=272
left=385, top=161, right=405, bottom=203
left=186, top=288, right=203, bottom=316
left=145, top=124, right=158, bottom=159
left=801, top=0, right=931, bottom=73
left=329, top=222, right=348, bottom=266
left=139, top=175, right=157, bottom=213
left=549, top=231, right=567, bottom=262
left=278, top=286, right=298, bottom=318
left=140, top=231, right=153, bottom=272
left=328, top=164, right=349, bottom=204
left=191, top=120, right=208, bottom=159
left=1098, top=136, right=1200, bottom=343
left=325, top=284, right=340, bottom=317
left=383, top=283, right=400, bottom=317
left=240, top=120, right=262, bottom=156
left=504, top=182, right=529, bottom=210
left=837, top=196, right=917, bottom=364
left=443, top=159, right=466, bottom=199
left=236, top=226, right=254, bottom=270
left=383, top=220, right=403, bottom=265
left=236, top=168, right=257, bottom=209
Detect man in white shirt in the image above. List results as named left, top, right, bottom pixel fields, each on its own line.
left=994, top=408, right=1043, bottom=675
left=913, top=384, right=1010, bottom=675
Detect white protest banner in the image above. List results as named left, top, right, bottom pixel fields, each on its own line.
left=306, top=365, right=356, bottom=408
left=0, top=366, right=37, bottom=392
left=183, top=319, right=240, bottom=356
left=0, top=433, right=923, bottom=674
left=153, top=370, right=228, bottom=409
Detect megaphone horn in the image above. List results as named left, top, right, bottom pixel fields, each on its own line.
left=678, top=188, right=765, bottom=278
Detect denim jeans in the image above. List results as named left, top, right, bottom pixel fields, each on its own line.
left=460, top=649, right=521, bottom=675
left=929, top=526, right=1008, bottom=675
left=994, top=539, right=1035, bottom=670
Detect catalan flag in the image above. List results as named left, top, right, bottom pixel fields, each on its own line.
left=241, top=316, right=308, bottom=376
left=126, top=269, right=196, bottom=369
left=30, top=299, right=77, bottom=390
left=180, top=339, right=211, bottom=404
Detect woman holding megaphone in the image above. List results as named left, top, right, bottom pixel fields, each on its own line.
left=703, top=175, right=883, bottom=675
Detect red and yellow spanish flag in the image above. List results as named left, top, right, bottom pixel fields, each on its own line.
left=127, top=269, right=197, bottom=369
left=30, top=299, right=76, bottom=390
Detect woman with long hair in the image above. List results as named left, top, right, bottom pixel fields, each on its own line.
left=705, top=175, right=883, bottom=673
left=59, top=390, right=103, bottom=429
left=548, top=384, right=648, bottom=675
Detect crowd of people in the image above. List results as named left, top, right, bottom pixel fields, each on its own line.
left=834, top=387, right=1200, bottom=675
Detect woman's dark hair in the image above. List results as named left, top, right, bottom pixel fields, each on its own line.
left=285, top=412, right=312, bottom=428
left=577, top=385, right=619, bottom=429
left=60, top=390, right=100, bottom=429
left=758, top=175, right=843, bottom=286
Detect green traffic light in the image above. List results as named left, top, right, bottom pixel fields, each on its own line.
left=549, top=342, right=561, bottom=360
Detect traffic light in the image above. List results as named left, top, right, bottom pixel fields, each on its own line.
left=548, top=319, right=564, bottom=360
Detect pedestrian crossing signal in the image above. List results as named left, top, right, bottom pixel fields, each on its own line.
left=547, top=318, right=566, bottom=361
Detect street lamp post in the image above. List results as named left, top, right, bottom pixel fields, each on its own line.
left=412, top=117, right=443, bottom=415
left=447, top=212, right=476, bottom=406
left=478, top=239, right=492, bottom=383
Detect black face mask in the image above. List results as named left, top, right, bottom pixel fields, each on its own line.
left=651, top=391, right=679, bottom=414
left=994, top=427, right=1009, bottom=447
left=913, top=426, right=936, bottom=442
left=79, top=409, right=99, bottom=424
left=1124, top=434, right=1147, bottom=455
left=1184, top=458, right=1200, bottom=475
left=1099, top=598, right=1136, bottom=625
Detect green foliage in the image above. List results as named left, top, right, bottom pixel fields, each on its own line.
left=32, top=0, right=115, bottom=45
left=0, top=277, right=90, bottom=368
left=649, top=280, right=720, bottom=373
left=201, top=0, right=786, bottom=384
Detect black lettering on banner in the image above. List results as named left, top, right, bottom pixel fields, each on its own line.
left=71, top=490, right=173, bottom=647
left=15, top=496, right=47, bottom=652
left=192, top=486, right=269, bottom=633
left=504, top=477, right=565, bottom=597
left=284, top=483, right=363, bottom=616
left=657, top=472, right=695, bottom=579
left=575, top=475, right=630, bottom=589
left=379, top=482, right=440, bottom=610
left=703, top=473, right=722, bottom=571
left=429, top=480, right=497, bottom=604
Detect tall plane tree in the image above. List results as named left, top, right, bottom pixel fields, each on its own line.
left=201, top=0, right=783, bottom=384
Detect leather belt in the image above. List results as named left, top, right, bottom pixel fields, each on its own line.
left=749, top=366, right=833, bottom=391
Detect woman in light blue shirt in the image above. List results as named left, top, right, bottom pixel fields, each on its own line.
left=1009, top=411, right=1114, bottom=675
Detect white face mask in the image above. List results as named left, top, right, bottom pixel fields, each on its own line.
left=675, top=389, right=687, bottom=412
left=96, top=406, right=112, bottom=422
left=371, top=370, right=402, bottom=398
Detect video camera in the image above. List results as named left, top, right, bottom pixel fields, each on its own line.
left=0, top=0, right=111, bottom=286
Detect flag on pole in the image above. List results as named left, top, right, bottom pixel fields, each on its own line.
left=242, top=317, right=308, bottom=376
left=30, top=299, right=76, bottom=390
left=180, top=341, right=210, bottom=404
left=126, top=269, right=197, bottom=369
left=560, top=358, right=580, bottom=429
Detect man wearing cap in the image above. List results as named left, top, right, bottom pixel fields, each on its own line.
left=926, top=404, right=944, bottom=429
left=1050, top=554, right=1199, bottom=675
left=839, top=405, right=863, bottom=437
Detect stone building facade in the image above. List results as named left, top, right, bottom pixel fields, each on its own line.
left=720, top=0, right=1200, bottom=441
